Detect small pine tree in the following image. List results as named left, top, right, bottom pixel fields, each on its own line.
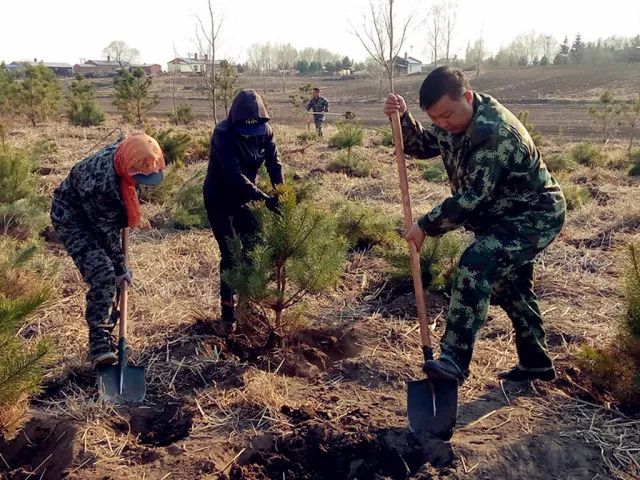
left=327, top=150, right=371, bottom=178
left=384, top=231, right=468, bottom=293
left=623, top=244, right=640, bottom=338
left=516, top=111, right=544, bottom=146
left=423, top=160, right=448, bottom=182
left=215, top=60, right=239, bottom=117
left=619, top=91, right=640, bottom=152
left=224, top=186, right=347, bottom=338
left=187, top=133, right=211, bottom=162
left=571, top=142, right=606, bottom=167
left=578, top=243, right=640, bottom=409
left=151, top=128, right=191, bottom=165
left=14, top=64, right=61, bottom=127
left=329, top=121, right=364, bottom=157
left=289, top=83, right=313, bottom=128
left=333, top=200, right=399, bottom=251
left=562, top=183, right=592, bottom=210
left=66, top=74, right=104, bottom=127
left=376, top=126, right=393, bottom=147
left=627, top=148, right=640, bottom=177
left=112, top=68, right=159, bottom=125
left=543, top=153, right=577, bottom=172
left=588, top=90, right=619, bottom=144
left=168, top=102, right=195, bottom=126
left=0, top=63, right=17, bottom=116
left=171, top=170, right=209, bottom=229
left=0, top=130, right=48, bottom=238
left=0, top=240, right=53, bottom=439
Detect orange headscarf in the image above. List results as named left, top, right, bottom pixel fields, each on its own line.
left=114, top=133, right=165, bottom=227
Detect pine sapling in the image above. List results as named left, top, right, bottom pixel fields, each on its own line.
left=224, top=186, right=346, bottom=339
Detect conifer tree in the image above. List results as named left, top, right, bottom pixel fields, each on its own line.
left=113, top=68, right=159, bottom=125
left=67, top=74, right=105, bottom=126
left=215, top=60, right=239, bottom=117
left=14, top=64, right=61, bottom=126
left=0, top=241, right=53, bottom=439
left=224, top=186, right=347, bottom=338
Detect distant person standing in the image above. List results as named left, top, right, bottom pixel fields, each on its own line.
left=306, top=87, right=329, bottom=136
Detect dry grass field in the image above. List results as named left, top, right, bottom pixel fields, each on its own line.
left=1, top=63, right=640, bottom=480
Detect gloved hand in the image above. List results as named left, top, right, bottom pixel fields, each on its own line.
left=265, top=195, right=281, bottom=216
left=115, top=270, right=133, bottom=287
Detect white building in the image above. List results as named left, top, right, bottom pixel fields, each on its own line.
left=167, top=54, right=208, bottom=74
left=393, top=54, right=424, bottom=75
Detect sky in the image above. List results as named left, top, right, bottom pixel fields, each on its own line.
left=1, top=0, right=639, bottom=67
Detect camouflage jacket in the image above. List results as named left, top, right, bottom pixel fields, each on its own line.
left=306, top=96, right=329, bottom=113
left=401, top=93, right=565, bottom=236
left=51, top=140, right=128, bottom=275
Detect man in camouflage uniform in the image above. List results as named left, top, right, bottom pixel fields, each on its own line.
left=306, top=87, right=329, bottom=136
left=51, top=135, right=164, bottom=369
left=384, top=66, right=566, bottom=384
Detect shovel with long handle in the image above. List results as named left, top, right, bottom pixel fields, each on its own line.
left=306, top=111, right=356, bottom=119
left=390, top=111, right=458, bottom=440
left=97, top=228, right=146, bottom=403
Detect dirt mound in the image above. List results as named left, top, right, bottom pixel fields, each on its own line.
left=207, top=324, right=363, bottom=379
left=0, top=415, right=78, bottom=480
left=111, top=401, right=194, bottom=447
left=266, top=327, right=362, bottom=378
left=227, top=423, right=454, bottom=480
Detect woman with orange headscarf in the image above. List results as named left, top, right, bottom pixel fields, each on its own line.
left=51, top=133, right=165, bottom=369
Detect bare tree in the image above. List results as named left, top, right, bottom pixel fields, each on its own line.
left=542, top=34, right=558, bottom=63
left=353, top=0, right=412, bottom=93
left=426, top=3, right=443, bottom=66
left=465, top=27, right=485, bottom=75
left=441, top=0, right=457, bottom=63
left=195, top=0, right=223, bottom=124
left=276, top=43, right=298, bottom=93
left=102, top=41, right=140, bottom=67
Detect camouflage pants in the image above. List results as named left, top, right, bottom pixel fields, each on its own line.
left=313, top=116, right=325, bottom=136
left=440, top=218, right=563, bottom=376
left=51, top=221, right=118, bottom=356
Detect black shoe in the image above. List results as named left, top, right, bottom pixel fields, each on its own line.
left=90, top=350, right=117, bottom=370
left=423, top=358, right=464, bottom=385
left=222, top=320, right=237, bottom=335
left=498, top=365, right=556, bottom=382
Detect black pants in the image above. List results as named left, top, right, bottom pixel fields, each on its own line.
left=205, top=201, right=259, bottom=320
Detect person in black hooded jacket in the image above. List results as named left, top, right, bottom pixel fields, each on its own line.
left=203, top=89, right=284, bottom=333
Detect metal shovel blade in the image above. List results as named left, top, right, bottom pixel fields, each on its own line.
left=407, top=377, right=458, bottom=440
left=97, top=364, right=146, bottom=404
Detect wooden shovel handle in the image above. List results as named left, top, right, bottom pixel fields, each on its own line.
left=118, top=228, right=129, bottom=340
left=390, top=112, right=432, bottom=350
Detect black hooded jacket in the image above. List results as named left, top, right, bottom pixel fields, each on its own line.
left=203, top=90, right=283, bottom=209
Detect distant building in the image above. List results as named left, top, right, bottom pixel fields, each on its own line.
left=393, top=54, right=423, bottom=75
left=167, top=53, right=216, bottom=74
left=6, top=59, right=73, bottom=76
left=74, top=56, right=123, bottom=77
left=129, top=64, right=162, bottom=75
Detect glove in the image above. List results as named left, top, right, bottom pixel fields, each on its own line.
left=265, top=195, right=281, bottom=216
left=115, top=270, right=133, bottom=287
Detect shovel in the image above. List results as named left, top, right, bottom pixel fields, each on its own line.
left=306, top=111, right=356, bottom=120
left=390, top=111, right=458, bottom=441
left=97, top=228, right=146, bottom=403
